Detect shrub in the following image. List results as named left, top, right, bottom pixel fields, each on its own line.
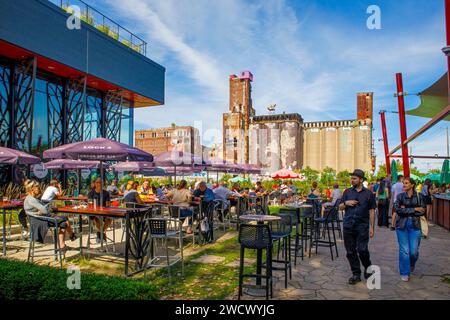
left=0, top=259, right=159, bottom=300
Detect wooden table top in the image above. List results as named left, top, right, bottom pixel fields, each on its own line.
left=0, top=202, right=23, bottom=210
left=57, top=196, right=89, bottom=201
left=239, top=214, right=281, bottom=222
left=54, top=206, right=148, bottom=218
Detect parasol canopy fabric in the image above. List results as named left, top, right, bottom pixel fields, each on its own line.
left=154, top=151, right=203, bottom=167
left=440, top=159, right=449, bottom=184
left=111, top=161, right=155, bottom=172
left=271, top=168, right=300, bottom=179
left=0, top=147, right=41, bottom=165
left=43, top=138, right=153, bottom=162
left=422, top=173, right=440, bottom=182
left=237, top=163, right=262, bottom=174
left=43, top=159, right=103, bottom=170
left=391, top=160, right=398, bottom=183
left=406, top=72, right=450, bottom=121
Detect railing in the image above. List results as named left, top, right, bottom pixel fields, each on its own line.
left=49, top=0, right=147, bottom=56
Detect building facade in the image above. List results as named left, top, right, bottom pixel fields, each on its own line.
left=135, top=125, right=201, bottom=156
left=249, top=113, right=303, bottom=174
left=0, top=0, right=165, bottom=183
left=222, top=71, right=255, bottom=164
left=222, top=71, right=375, bottom=173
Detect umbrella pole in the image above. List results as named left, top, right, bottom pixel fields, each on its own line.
left=216, top=171, right=219, bottom=183
left=174, top=166, right=177, bottom=187
left=77, top=169, right=81, bottom=196
left=207, top=171, right=209, bottom=183
left=100, top=161, right=104, bottom=207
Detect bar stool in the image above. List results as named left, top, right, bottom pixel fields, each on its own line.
left=268, top=214, right=292, bottom=288
left=309, top=204, right=338, bottom=260
left=238, top=223, right=273, bottom=300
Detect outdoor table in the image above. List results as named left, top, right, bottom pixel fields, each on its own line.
left=239, top=214, right=281, bottom=296
left=0, top=201, right=23, bottom=256
left=57, top=196, right=88, bottom=201
left=54, top=205, right=151, bottom=276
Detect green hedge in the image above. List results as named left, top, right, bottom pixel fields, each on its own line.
left=0, top=259, right=159, bottom=300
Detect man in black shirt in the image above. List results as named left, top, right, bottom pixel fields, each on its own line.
left=339, top=169, right=376, bottom=285
left=88, top=178, right=112, bottom=242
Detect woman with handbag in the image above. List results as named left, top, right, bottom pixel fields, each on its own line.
left=394, top=177, right=426, bottom=282
left=376, top=180, right=389, bottom=227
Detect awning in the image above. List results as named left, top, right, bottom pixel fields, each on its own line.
left=406, top=73, right=450, bottom=121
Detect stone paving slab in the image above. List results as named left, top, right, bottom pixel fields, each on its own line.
left=232, top=224, right=450, bottom=300
left=191, top=255, right=225, bottom=264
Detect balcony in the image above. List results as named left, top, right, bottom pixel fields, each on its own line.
left=50, top=0, right=147, bottom=56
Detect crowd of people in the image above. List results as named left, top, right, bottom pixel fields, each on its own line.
left=20, top=169, right=448, bottom=284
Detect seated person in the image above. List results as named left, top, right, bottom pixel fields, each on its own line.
left=106, top=180, right=120, bottom=197
left=213, top=182, right=241, bottom=220
left=193, top=181, right=215, bottom=202
left=321, top=182, right=342, bottom=217
left=24, top=180, right=76, bottom=250
left=166, top=180, right=193, bottom=233
left=139, top=179, right=152, bottom=195
left=255, top=181, right=266, bottom=195
left=41, top=179, right=62, bottom=204
left=307, top=181, right=321, bottom=199
left=88, top=178, right=112, bottom=243
left=152, top=184, right=166, bottom=200
left=123, top=180, right=145, bottom=206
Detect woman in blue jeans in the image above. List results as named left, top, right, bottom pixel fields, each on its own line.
left=394, top=177, right=426, bottom=282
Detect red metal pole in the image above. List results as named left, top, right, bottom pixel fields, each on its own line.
left=445, top=0, right=450, bottom=101
left=396, top=73, right=410, bottom=178
left=380, top=111, right=391, bottom=175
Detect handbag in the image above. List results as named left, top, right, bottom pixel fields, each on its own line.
left=416, top=193, right=429, bottom=237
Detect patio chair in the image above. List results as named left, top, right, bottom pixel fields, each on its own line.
left=309, top=203, right=339, bottom=260
left=168, top=205, right=196, bottom=246
left=238, top=223, right=273, bottom=300
left=267, top=214, right=292, bottom=288
left=213, top=199, right=232, bottom=231
left=145, top=218, right=184, bottom=283
left=279, top=208, right=303, bottom=264
left=26, top=212, right=65, bottom=268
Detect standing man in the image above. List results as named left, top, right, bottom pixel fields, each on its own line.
left=339, top=169, right=377, bottom=285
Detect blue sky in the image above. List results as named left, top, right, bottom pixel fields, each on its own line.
left=97, top=0, right=448, bottom=172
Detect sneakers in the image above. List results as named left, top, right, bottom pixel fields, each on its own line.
left=348, top=275, right=361, bottom=285
left=96, top=232, right=106, bottom=243
left=69, top=233, right=78, bottom=242
left=364, top=271, right=374, bottom=280
left=400, top=275, right=409, bottom=282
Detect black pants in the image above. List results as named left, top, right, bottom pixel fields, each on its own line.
left=377, top=201, right=389, bottom=227
left=343, top=223, right=371, bottom=277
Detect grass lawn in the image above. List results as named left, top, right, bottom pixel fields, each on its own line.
left=69, top=234, right=259, bottom=300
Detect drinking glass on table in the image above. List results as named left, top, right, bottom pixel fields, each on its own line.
left=3, top=196, right=8, bottom=204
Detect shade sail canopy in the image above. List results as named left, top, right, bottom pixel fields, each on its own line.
left=0, top=147, right=41, bottom=165
left=43, top=159, right=103, bottom=170
left=230, top=176, right=248, bottom=183
left=422, top=173, right=441, bottom=182
left=271, top=168, right=300, bottom=179
left=406, top=73, right=450, bottom=121
left=43, top=138, right=153, bottom=162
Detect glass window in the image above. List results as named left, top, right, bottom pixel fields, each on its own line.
left=84, top=91, right=102, bottom=140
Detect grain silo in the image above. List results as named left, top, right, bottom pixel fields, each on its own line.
left=322, top=125, right=338, bottom=169
left=337, top=123, right=354, bottom=172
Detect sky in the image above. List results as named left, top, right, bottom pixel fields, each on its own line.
left=95, top=0, right=449, bottom=173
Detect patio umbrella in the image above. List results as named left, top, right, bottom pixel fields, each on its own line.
left=397, top=172, right=422, bottom=182
left=270, top=168, right=300, bottom=179
left=43, top=159, right=104, bottom=195
left=111, top=161, right=168, bottom=177
left=391, top=160, right=398, bottom=183
left=422, top=173, right=441, bottom=182
left=206, top=159, right=240, bottom=182
left=0, top=146, right=41, bottom=165
left=154, top=151, right=204, bottom=185
left=43, top=138, right=153, bottom=206
left=440, top=159, right=450, bottom=184
left=230, top=176, right=248, bottom=183
left=237, top=163, right=262, bottom=175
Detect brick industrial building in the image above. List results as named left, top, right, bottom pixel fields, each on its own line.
left=135, top=125, right=201, bottom=156
left=222, top=71, right=375, bottom=174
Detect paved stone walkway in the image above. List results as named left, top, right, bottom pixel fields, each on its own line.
left=231, top=224, right=450, bottom=300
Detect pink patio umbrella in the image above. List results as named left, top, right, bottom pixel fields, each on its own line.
left=111, top=162, right=168, bottom=176
left=270, top=168, right=300, bottom=179
left=0, top=146, right=41, bottom=165
left=154, top=150, right=205, bottom=184
left=43, top=138, right=153, bottom=206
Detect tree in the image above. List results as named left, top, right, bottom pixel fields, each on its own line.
left=320, top=167, right=336, bottom=186
left=301, top=166, right=319, bottom=181
left=337, top=170, right=351, bottom=187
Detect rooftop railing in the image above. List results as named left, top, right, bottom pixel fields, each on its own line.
left=49, top=0, right=147, bottom=56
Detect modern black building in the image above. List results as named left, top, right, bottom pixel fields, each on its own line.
left=0, top=0, right=165, bottom=183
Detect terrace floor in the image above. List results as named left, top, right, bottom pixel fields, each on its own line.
left=2, top=220, right=450, bottom=300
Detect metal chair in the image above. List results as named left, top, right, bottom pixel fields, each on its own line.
left=279, top=208, right=303, bottom=264
left=269, top=214, right=292, bottom=288
left=26, top=212, right=64, bottom=268
left=238, top=223, right=273, bottom=300
left=309, top=204, right=339, bottom=260
left=168, top=205, right=196, bottom=245
left=213, top=199, right=232, bottom=231
left=146, top=218, right=184, bottom=283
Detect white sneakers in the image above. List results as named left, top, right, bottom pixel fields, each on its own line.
left=400, top=275, right=410, bottom=282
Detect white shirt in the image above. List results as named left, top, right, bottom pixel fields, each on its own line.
left=392, top=182, right=404, bottom=201
left=41, top=186, right=59, bottom=202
